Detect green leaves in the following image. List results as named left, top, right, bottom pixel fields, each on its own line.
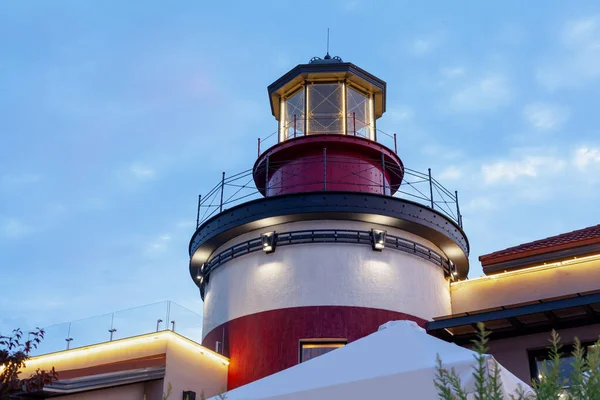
left=0, top=327, right=57, bottom=399
left=435, top=326, right=600, bottom=400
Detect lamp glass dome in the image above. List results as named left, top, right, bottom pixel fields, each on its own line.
left=279, top=81, right=375, bottom=141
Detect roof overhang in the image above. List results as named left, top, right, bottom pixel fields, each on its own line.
left=267, top=62, right=386, bottom=120
left=482, top=242, right=600, bottom=275
left=426, top=290, right=600, bottom=345
left=189, top=191, right=470, bottom=295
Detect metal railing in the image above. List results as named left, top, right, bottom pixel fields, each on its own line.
left=25, top=301, right=205, bottom=356
left=201, top=228, right=453, bottom=278
left=257, top=115, right=398, bottom=156
left=195, top=152, right=463, bottom=229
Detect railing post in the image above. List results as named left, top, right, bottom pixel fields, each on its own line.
left=455, top=190, right=462, bottom=228
left=165, top=301, right=171, bottom=332
left=294, top=114, right=297, bottom=138
left=65, top=322, right=73, bottom=350
left=381, top=152, right=386, bottom=195
left=108, top=313, right=116, bottom=341
left=257, top=138, right=260, bottom=158
left=353, top=112, right=356, bottom=136
left=219, top=172, right=225, bottom=213
left=196, top=194, right=201, bottom=228
left=156, top=319, right=163, bottom=332
left=323, top=148, right=327, bottom=191
left=428, top=168, right=434, bottom=209
left=393, top=133, right=398, bottom=154
left=265, top=155, right=270, bottom=196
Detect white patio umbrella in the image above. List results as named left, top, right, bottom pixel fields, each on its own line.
left=216, top=320, right=532, bottom=400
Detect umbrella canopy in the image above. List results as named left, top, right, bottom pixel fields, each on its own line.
left=216, top=320, right=532, bottom=399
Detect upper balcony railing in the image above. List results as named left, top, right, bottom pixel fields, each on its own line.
left=195, top=152, right=464, bottom=230
left=258, top=115, right=398, bottom=155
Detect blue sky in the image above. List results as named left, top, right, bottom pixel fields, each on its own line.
left=2, top=1, right=600, bottom=334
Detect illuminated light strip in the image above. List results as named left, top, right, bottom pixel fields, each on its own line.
left=368, top=94, right=374, bottom=140
left=341, top=82, right=347, bottom=135
left=452, top=253, right=600, bottom=286
left=13, top=331, right=229, bottom=371
left=279, top=97, right=286, bottom=142
left=168, top=332, right=229, bottom=366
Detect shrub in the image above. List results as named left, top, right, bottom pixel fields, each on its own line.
left=435, top=323, right=600, bottom=399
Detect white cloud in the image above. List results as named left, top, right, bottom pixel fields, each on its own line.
left=144, top=234, right=171, bottom=256
left=344, top=0, right=360, bottom=11
left=1, top=173, right=42, bottom=186
left=387, top=105, right=414, bottom=122
left=438, top=166, right=462, bottom=181
left=537, top=15, right=600, bottom=90
left=464, top=197, right=497, bottom=212
left=441, top=67, right=465, bottom=79
left=421, top=145, right=463, bottom=160
left=176, top=220, right=196, bottom=229
left=449, top=75, right=511, bottom=113
left=482, top=155, right=566, bottom=184
left=1, top=218, right=34, bottom=238
left=130, top=163, right=156, bottom=181
left=410, top=38, right=437, bottom=56
left=573, top=146, right=600, bottom=170
left=523, top=103, right=569, bottom=131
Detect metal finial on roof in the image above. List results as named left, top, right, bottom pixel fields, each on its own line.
left=309, top=28, right=343, bottom=64
left=325, top=28, right=331, bottom=59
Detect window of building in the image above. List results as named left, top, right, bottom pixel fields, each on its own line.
left=299, top=339, right=347, bottom=363
left=306, top=83, right=344, bottom=135
left=283, top=88, right=305, bottom=139
left=346, top=85, right=373, bottom=139
left=529, top=342, right=597, bottom=390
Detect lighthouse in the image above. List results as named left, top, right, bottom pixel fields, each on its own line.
left=189, top=54, right=469, bottom=390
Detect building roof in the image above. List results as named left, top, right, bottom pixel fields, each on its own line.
left=427, top=290, right=600, bottom=344
left=479, top=224, right=600, bottom=269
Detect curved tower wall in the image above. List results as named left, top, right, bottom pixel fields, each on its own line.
left=200, top=220, right=452, bottom=388
left=202, top=220, right=451, bottom=337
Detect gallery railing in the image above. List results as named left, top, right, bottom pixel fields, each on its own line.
left=195, top=152, right=463, bottom=229
left=257, top=115, right=399, bottom=155
left=26, top=301, right=205, bottom=356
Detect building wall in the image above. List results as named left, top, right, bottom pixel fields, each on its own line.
left=52, top=382, right=153, bottom=400
left=204, top=305, right=425, bottom=390
left=203, top=220, right=451, bottom=336
left=20, top=332, right=228, bottom=400
left=451, top=256, right=600, bottom=314
left=164, top=335, right=228, bottom=398
left=487, top=323, right=600, bottom=383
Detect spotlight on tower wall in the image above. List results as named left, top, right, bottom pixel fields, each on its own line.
left=261, top=232, right=277, bottom=254
left=371, top=229, right=387, bottom=251
left=450, top=261, right=458, bottom=280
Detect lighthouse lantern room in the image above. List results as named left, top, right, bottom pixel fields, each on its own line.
left=189, top=54, right=470, bottom=390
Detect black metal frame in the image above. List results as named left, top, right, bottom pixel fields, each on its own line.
left=196, top=228, right=452, bottom=299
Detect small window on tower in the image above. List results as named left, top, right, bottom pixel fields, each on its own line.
left=299, top=339, right=347, bottom=363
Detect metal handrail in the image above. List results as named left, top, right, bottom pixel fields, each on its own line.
left=257, top=116, right=398, bottom=155
left=200, top=228, right=452, bottom=278
left=195, top=152, right=463, bottom=229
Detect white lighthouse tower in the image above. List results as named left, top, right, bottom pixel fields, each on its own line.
left=189, top=54, right=469, bottom=390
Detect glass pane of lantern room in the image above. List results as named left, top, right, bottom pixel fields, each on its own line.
left=284, top=89, right=305, bottom=139
left=307, top=84, right=343, bottom=135
left=347, top=86, right=371, bottom=139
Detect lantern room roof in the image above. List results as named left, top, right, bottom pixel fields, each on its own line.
left=267, top=58, right=387, bottom=120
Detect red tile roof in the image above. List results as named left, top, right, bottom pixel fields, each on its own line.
left=479, top=224, right=600, bottom=266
